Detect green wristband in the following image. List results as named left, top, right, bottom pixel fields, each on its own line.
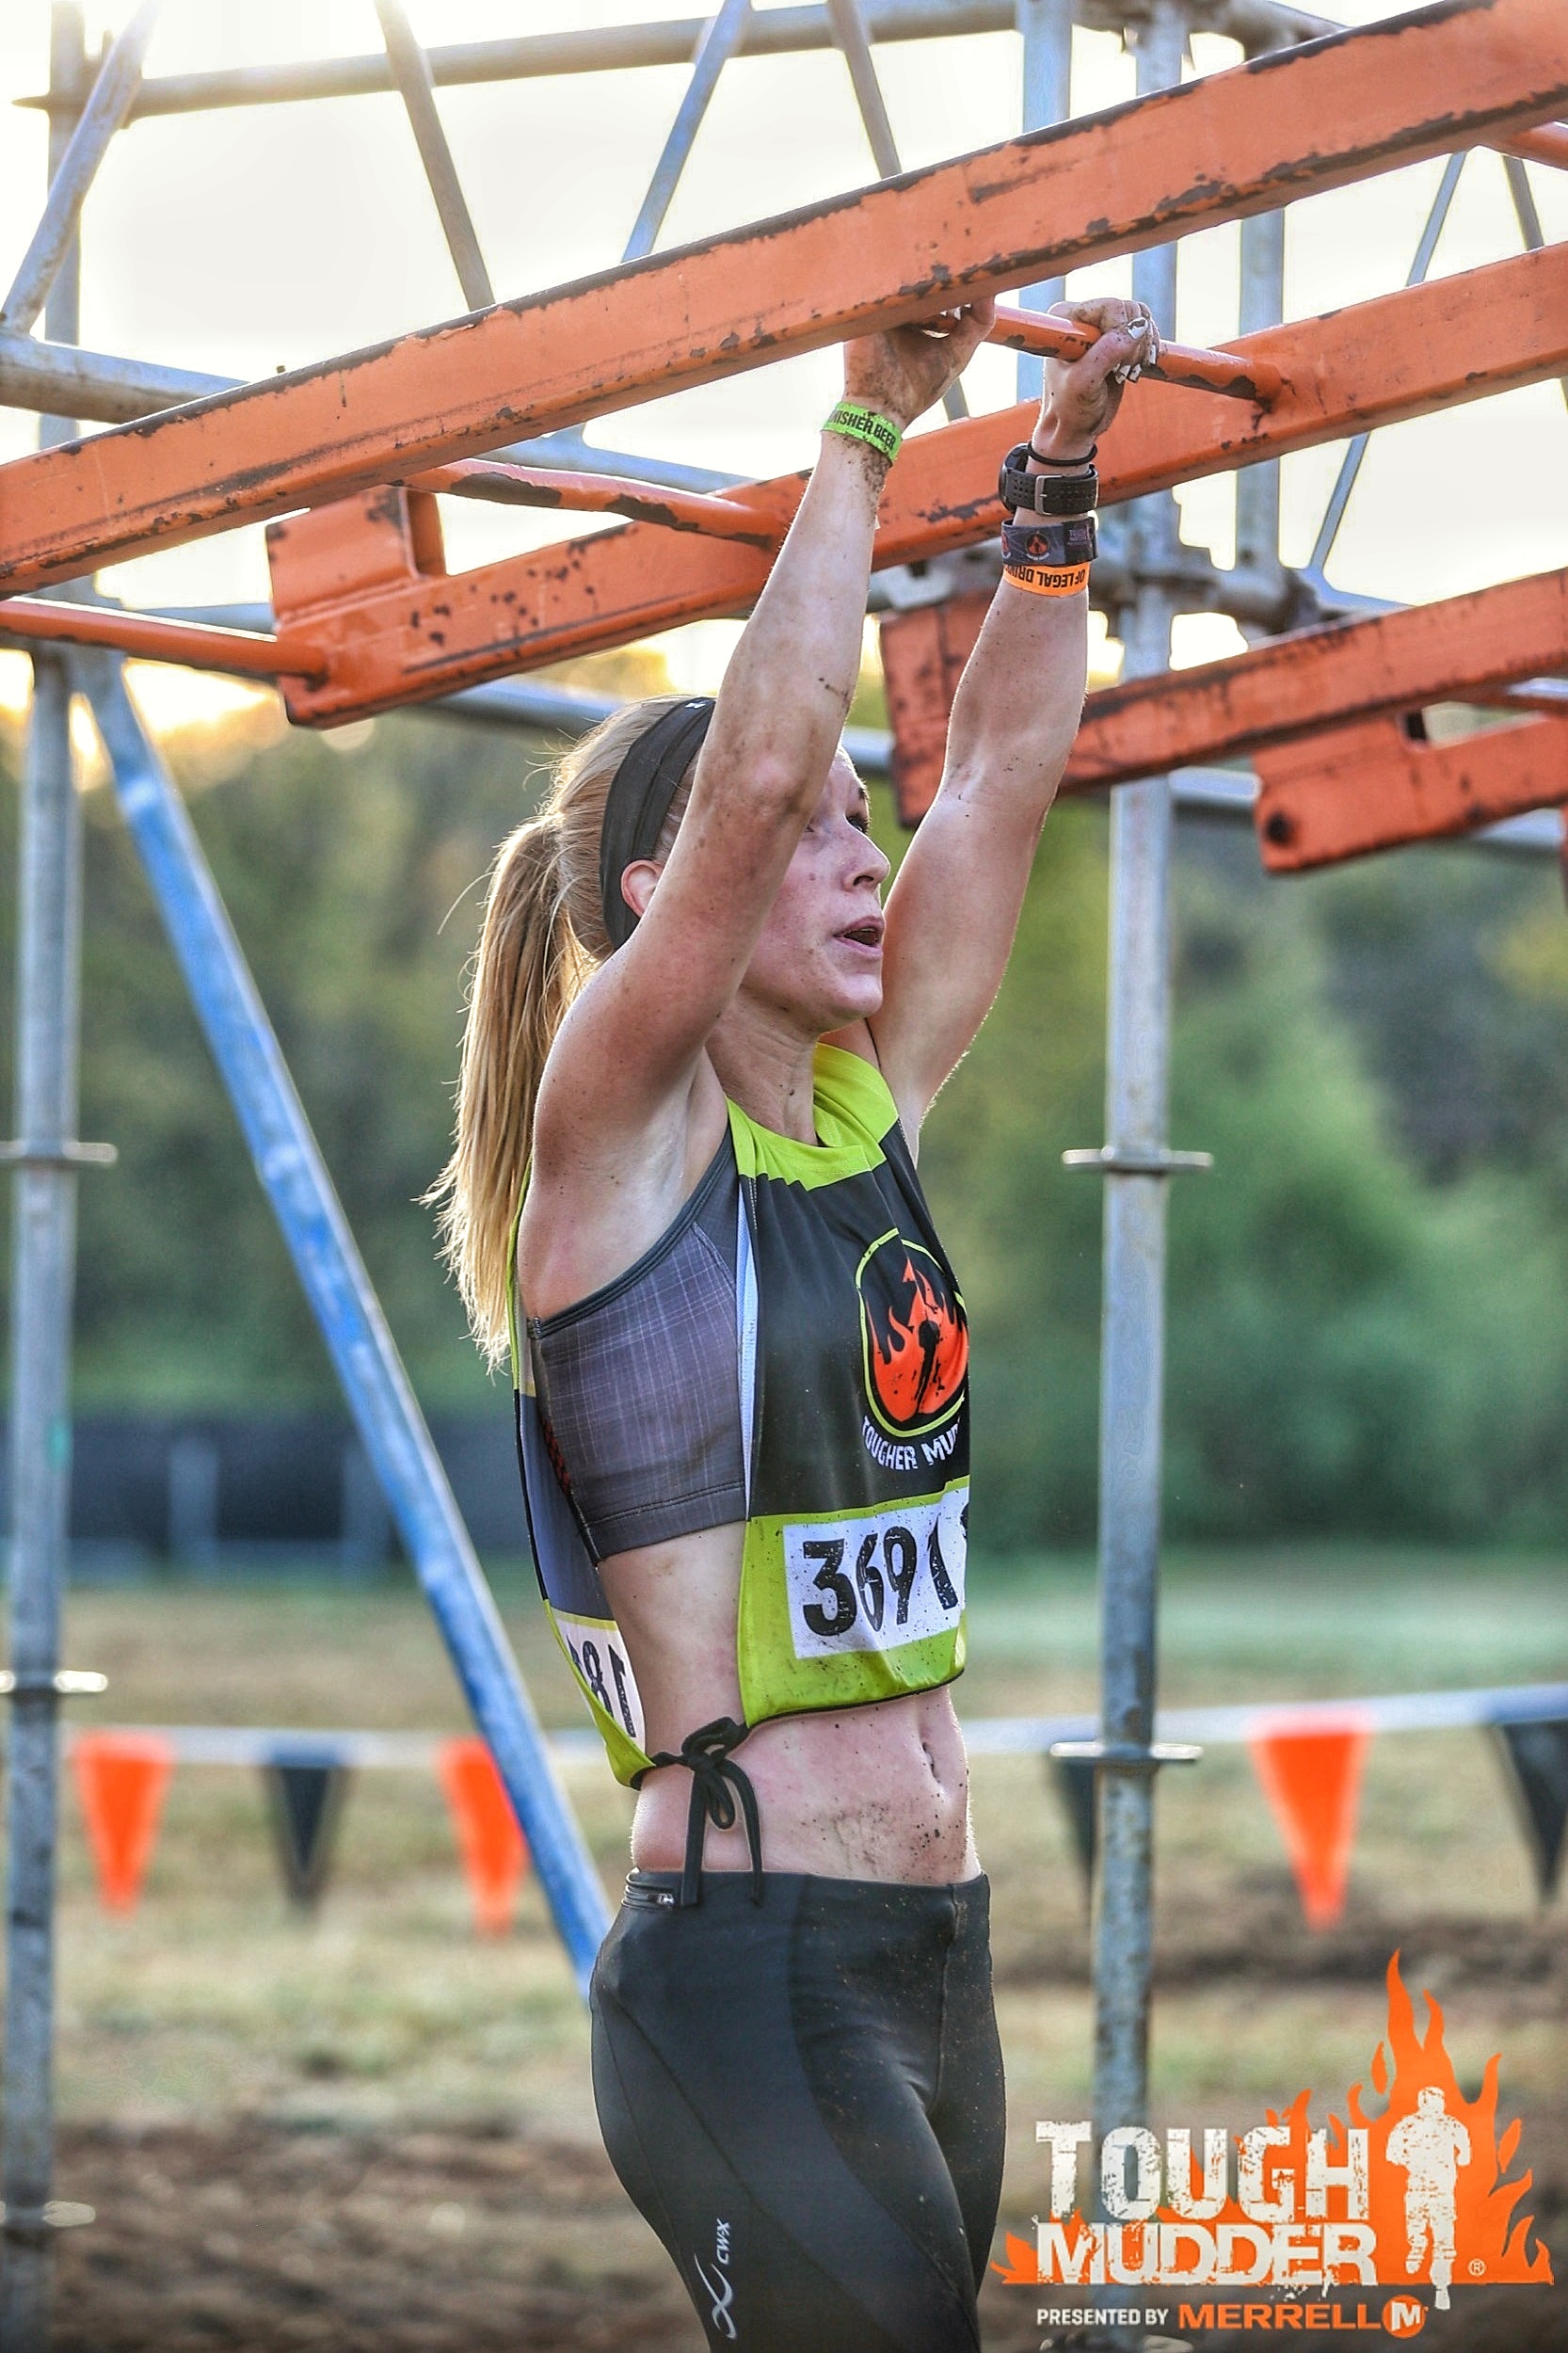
left=822, top=402, right=903, bottom=466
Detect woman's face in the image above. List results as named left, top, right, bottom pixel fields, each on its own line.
left=737, top=750, right=891, bottom=1035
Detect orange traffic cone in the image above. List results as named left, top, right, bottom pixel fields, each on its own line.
left=1248, top=1714, right=1372, bottom=1929
left=437, top=1737, right=529, bottom=1935
left=72, top=1732, right=175, bottom=1913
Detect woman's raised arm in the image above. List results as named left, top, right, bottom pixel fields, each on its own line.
left=534, top=302, right=996, bottom=1157
left=869, top=298, right=1159, bottom=1133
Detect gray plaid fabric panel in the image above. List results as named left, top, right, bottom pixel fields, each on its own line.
left=528, top=1150, right=747, bottom=1559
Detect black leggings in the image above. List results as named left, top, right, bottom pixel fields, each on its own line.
left=590, top=1868, right=1006, bottom=2352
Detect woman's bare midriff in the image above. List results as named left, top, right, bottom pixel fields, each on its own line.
left=600, top=1521, right=979, bottom=1885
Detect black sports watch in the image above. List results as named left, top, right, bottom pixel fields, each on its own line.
left=998, top=443, right=1099, bottom=517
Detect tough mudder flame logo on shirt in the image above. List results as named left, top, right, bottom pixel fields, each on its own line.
left=856, top=1230, right=968, bottom=1439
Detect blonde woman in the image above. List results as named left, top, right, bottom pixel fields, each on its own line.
left=437, top=293, right=1154, bottom=2352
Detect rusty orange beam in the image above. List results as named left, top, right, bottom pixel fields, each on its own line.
left=879, top=568, right=1568, bottom=824
left=1494, top=120, right=1568, bottom=165
left=987, top=305, right=1284, bottom=405
left=1062, top=568, right=1568, bottom=792
left=264, top=240, right=1568, bottom=726
left=1, top=0, right=1565, bottom=598
left=1255, top=710, right=1568, bottom=869
left=0, top=597, right=318, bottom=680
left=407, top=459, right=782, bottom=546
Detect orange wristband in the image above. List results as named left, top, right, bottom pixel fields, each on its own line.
left=1002, top=559, right=1091, bottom=598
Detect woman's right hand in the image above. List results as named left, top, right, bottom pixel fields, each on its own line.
left=841, top=296, right=996, bottom=431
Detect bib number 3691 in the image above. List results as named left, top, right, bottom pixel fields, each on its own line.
left=783, top=1489, right=967, bottom=1659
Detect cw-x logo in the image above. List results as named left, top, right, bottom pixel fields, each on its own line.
left=694, top=2254, right=737, bottom=2341
left=995, top=1956, right=1553, bottom=2313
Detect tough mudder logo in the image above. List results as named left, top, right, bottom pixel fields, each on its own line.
left=996, top=1958, right=1552, bottom=2330
left=856, top=1230, right=968, bottom=1444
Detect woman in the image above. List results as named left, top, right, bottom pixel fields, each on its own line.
left=436, top=291, right=1156, bottom=2351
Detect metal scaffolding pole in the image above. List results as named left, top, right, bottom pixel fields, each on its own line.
left=1076, top=13, right=1205, bottom=2342
left=0, top=0, right=162, bottom=335
left=1234, top=199, right=1285, bottom=594
left=84, top=664, right=611, bottom=1997
left=1015, top=0, right=1075, bottom=400
left=1306, top=150, right=1466, bottom=579
left=374, top=0, right=497, bottom=313
left=622, top=0, right=756, bottom=261
left=2, top=14, right=88, bottom=2342
left=14, top=1, right=1336, bottom=120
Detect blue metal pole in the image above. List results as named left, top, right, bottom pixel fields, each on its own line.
left=84, top=659, right=611, bottom=1994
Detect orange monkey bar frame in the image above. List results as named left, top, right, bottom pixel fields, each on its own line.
left=0, top=0, right=1564, bottom=600
left=880, top=567, right=1568, bottom=821
left=1256, top=711, right=1568, bottom=868
left=250, top=238, right=1568, bottom=727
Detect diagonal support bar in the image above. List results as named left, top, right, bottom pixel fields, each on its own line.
left=375, top=0, right=496, bottom=312
left=0, top=0, right=163, bottom=336
left=622, top=0, right=754, bottom=261
left=1, top=0, right=1564, bottom=597
left=82, top=660, right=611, bottom=1996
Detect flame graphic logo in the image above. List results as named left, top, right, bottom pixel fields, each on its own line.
left=993, top=1954, right=1554, bottom=2304
left=856, top=1231, right=968, bottom=1438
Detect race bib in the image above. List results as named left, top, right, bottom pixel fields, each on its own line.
left=556, top=1613, right=646, bottom=1749
left=782, top=1487, right=967, bottom=1661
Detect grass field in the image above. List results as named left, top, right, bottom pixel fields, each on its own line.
left=40, top=1548, right=1568, bottom=2349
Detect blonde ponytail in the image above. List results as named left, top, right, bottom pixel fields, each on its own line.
left=430, top=695, right=701, bottom=1366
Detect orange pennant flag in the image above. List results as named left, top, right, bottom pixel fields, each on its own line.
left=437, top=1737, right=529, bottom=1936
left=1247, top=1713, right=1372, bottom=1929
left=72, top=1732, right=175, bottom=1913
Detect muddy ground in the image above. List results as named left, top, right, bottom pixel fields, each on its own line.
left=51, top=1904, right=1568, bottom=2353
left=47, top=2105, right=1568, bottom=2353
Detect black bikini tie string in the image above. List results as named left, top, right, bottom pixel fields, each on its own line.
left=649, top=1716, right=762, bottom=1908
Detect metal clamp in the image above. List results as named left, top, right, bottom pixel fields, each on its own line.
left=1063, top=1146, right=1213, bottom=1177
left=1048, top=1739, right=1203, bottom=1769
left=0, top=1671, right=107, bottom=1697
left=0, top=1139, right=117, bottom=1170
left=0, top=2201, right=96, bottom=2233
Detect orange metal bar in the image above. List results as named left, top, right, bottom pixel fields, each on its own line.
left=1493, top=120, right=1568, bottom=166
left=0, top=596, right=318, bottom=680
left=0, top=0, right=1563, bottom=597
left=880, top=569, right=1568, bottom=824
left=1255, top=711, right=1568, bottom=870
left=880, top=594, right=991, bottom=825
left=407, top=458, right=783, bottom=546
left=1063, top=568, right=1568, bottom=791
left=266, top=242, right=1568, bottom=726
left=988, top=305, right=1284, bottom=405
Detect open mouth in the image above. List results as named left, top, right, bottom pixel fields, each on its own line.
left=839, top=919, right=885, bottom=951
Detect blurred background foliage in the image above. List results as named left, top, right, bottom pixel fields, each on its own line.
left=3, top=653, right=1567, bottom=1550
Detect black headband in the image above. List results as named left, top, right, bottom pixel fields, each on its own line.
left=598, top=696, right=716, bottom=951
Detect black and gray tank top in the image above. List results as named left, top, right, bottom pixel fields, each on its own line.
left=507, top=1044, right=970, bottom=1790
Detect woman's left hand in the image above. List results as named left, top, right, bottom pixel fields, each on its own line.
left=841, top=296, right=997, bottom=432
left=1034, top=296, right=1160, bottom=457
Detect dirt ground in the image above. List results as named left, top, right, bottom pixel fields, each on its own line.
left=49, top=2105, right=1565, bottom=2353
left=47, top=1894, right=1568, bottom=2353
left=35, top=1560, right=1568, bottom=2349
